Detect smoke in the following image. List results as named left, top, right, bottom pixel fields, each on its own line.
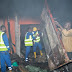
left=0, top=0, right=72, bottom=25
left=0, top=0, right=14, bottom=19
left=47, top=0, right=72, bottom=25
left=0, top=0, right=44, bottom=19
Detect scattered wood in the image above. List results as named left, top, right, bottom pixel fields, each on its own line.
left=19, top=65, right=29, bottom=72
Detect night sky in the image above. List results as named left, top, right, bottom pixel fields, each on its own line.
left=0, top=0, right=72, bottom=24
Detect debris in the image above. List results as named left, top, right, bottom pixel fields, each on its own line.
left=19, top=65, right=29, bottom=72
left=9, top=53, right=49, bottom=72
left=35, top=53, right=47, bottom=63
left=12, top=62, right=18, bottom=67
left=25, top=65, right=49, bottom=72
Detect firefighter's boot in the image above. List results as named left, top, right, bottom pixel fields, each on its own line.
left=40, top=50, right=43, bottom=56
left=34, top=52, right=36, bottom=58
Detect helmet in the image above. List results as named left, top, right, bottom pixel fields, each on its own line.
left=33, top=27, right=37, bottom=31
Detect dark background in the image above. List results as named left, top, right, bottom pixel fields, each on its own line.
left=0, top=0, right=72, bottom=25
left=20, top=24, right=44, bottom=55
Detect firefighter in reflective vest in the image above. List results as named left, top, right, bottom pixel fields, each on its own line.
left=32, top=27, right=43, bottom=58
left=0, top=25, right=12, bottom=72
left=24, top=27, right=35, bottom=61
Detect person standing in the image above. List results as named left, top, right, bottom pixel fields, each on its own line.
left=56, top=21, right=72, bottom=72
left=24, top=27, right=35, bottom=61
left=0, top=25, right=12, bottom=72
left=32, top=27, right=43, bottom=59
left=56, top=21, right=72, bottom=59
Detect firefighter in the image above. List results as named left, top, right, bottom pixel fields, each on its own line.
left=24, top=27, right=35, bottom=61
left=0, top=25, right=12, bottom=72
left=32, top=27, right=43, bottom=58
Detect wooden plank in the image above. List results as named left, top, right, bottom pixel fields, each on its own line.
left=15, top=15, right=20, bottom=56
left=54, top=60, right=72, bottom=70
left=41, top=8, right=68, bottom=70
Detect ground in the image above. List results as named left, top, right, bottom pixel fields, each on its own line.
left=6, top=53, right=50, bottom=72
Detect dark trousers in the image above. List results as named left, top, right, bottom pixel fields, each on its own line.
left=0, top=51, right=12, bottom=72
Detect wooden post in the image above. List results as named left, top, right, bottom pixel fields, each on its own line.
left=15, top=15, right=20, bottom=56
left=0, top=19, right=4, bottom=26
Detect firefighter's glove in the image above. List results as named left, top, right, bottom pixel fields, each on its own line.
left=7, top=46, right=10, bottom=52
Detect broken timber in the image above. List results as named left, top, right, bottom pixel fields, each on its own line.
left=15, top=15, right=20, bottom=56
left=41, top=8, right=70, bottom=71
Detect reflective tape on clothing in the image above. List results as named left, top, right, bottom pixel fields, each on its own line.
left=0, top=48, right=8, bottom=51
left=33, top=31, right=40, bottom=43
left=0, top=32, right=8, bottom=51
left=24, top=33, right=33, bottom=46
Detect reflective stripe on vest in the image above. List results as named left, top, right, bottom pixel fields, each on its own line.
left=24, top=33, right=33, bottom=46
left=0, top=32, right=8, bottom=51
left=33, top=31, right=40, bottom=43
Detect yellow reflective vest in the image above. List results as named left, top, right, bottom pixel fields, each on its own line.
left=33, top=31, right=40, bottom=43
left=0, top=31, right=8, bottom=51
left=24, top=32, right=33, bottom=46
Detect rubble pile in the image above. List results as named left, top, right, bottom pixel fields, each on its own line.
left=8, top=53, right=50, bottom=72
